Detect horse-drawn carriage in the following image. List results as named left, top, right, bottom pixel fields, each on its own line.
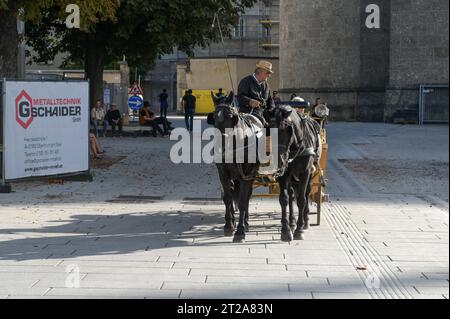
left=252, top=100, right=329, bottom=226
left=211, top=92, right=330, bottom=242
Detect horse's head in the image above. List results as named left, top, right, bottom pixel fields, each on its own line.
left=211, top=91, right=238, bottom=133
left=275, top=104, right=296, bottom=147
left=271, top=105, right=303, bottom=173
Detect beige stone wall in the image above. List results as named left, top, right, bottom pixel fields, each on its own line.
left=177, top=58, right=279, bottom=112
left=187, top=59, right=238, bottom=92
left=59, top=70, right=122, bottom=84
left=27, top=69, right=122, bottom=84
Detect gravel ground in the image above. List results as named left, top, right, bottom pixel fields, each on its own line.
left=3, top=121, right=448, bottom=205
left=1, top=118, right=223, bottom=205
left=340, top=159, right=449, bottom=202
left=327, top=123, right=449, bottom=203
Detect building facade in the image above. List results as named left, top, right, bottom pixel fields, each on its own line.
left=143, top=0, right=280, bottom=111
left=279, top=0, right=449, bottom=122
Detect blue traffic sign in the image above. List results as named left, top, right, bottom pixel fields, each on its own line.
left=128, top=95, right=143, bottom=110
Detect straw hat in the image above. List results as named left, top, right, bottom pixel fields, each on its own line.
left=256, top=60, right=274, bottom=74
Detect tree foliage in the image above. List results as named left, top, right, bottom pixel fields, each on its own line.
left=25, top=0, right=257, bottom=69
left=0, top=0, right=119, bottom=78
left=2, top=0, right=257, bottom=104
left=0, top=0, right=119, bottom=27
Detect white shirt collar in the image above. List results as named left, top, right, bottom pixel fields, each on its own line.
left=252, top=73, right=263, bottom=86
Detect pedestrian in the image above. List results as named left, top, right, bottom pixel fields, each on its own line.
left=182, top=89, right=196, bottom=132
left=91, top=100, right=108, bottom=137
left=159, top=88, right=169, bottom=119
left=106, top=103, right=123, bottom=137
left=215, top=88, right=225, bottom=100
left=272, top=90, right=281, bottom=104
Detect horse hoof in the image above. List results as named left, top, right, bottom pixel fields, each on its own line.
left=289, top=223, right=296, bottom=233
left=281, top=229, right=293, bottom=242
left=303, top=222, right=310, bottom=230
left=245, top=223, right=250, bottom=232
left=233, top=234, right=245, bottom=243
left=294, top=230, right=305, bottom=240
left=224, top=227, right=234, bottom=237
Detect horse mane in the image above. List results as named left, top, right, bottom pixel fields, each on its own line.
left=286, top=110, right=322, bottom=154
left=289, top=110, right=305, bottom=145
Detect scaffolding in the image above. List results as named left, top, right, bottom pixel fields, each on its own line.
left=221, top=0, right=280, bottom=57
left=258, top=0, right=280, bottom=55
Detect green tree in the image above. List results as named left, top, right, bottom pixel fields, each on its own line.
left=0, top=0, right=119, bottom=78
left=22, top=0, right=257, bottom=108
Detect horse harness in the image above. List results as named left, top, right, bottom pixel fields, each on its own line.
left=275, top=112, right=321, bottom=179
left=215, top=103, right=264, bottom=181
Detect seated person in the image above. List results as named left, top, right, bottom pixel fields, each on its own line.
left=291, top=96, right=306, bottom=114
left=91, top=100, right=108, bottom=137
left=106, top=104, right=123, bottom=136
left=237, top=61, right=275, bottom=127
left=140, top=101, right=168, bottom=136
left=89, top=133, right=105, bottom=159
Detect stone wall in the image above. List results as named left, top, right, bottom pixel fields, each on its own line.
left=279, top=0, right=361, bottom=120
left=279, top=0, right=449, bottom=122
left=385, top=0, right=449, bottom=121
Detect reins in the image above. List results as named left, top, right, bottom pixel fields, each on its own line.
left=274, top=112, right=306, bottom=178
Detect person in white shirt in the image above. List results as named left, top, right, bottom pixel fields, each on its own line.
left=91, top=100, right=108, bottom=137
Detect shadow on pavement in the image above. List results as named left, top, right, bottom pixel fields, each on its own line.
left=0, top=210, right=284, bottom=262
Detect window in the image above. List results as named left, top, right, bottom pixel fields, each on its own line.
left=234, top=17, right=245, bottom=38
left=262, top=25, right=270, bottom=38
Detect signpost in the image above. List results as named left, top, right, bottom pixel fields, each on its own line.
left=127, top=81, right=144, bottom=123
left=129, top=81, right=143, bottom=96
left=128, top=95, right=143, bottom=111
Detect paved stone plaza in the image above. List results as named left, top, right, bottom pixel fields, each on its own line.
left=0, top=120, right=448, bottom=299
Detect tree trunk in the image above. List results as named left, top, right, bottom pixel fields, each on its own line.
left=0, top=7, right=18, bottom=79
left=85, top=35, right=106, bottom=110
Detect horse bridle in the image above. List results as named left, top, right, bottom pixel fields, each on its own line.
left=274, top=113, right=303, bottom=179
left=215, top=103, right=259, bottom=181
left=215, top=103, right=238, bottom=130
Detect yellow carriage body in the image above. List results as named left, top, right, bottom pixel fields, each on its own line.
left=253, top=121, right=328, bottom=205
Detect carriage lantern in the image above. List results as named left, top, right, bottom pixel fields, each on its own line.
left=314, top=104, right=330, bottom=118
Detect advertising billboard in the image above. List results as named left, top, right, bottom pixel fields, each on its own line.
left=3, top=81, right=89, bottom=181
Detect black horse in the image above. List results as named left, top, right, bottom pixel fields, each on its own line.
left=210, top=91, right=265, bottom=243
left=271, top=105, right=322, bottom=242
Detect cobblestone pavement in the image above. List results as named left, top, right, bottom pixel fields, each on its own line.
left=0, top=120, right=448, bottom=299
